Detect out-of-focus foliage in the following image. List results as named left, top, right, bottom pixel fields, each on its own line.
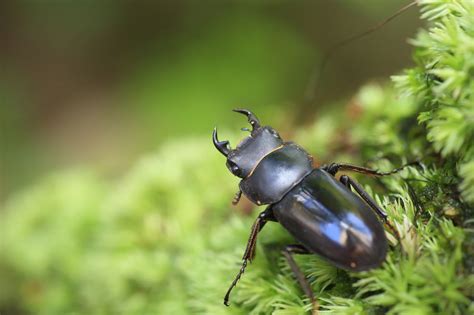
left=1, top=0, right=473, bottom=314
left=0, top=172, right=106, bottom=314
left=123, top=13, right=312, bottom=142
left=0, top=0, right=419, bottom=197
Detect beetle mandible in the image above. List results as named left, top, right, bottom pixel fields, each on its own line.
left=213, top=109, right=415, bottom=310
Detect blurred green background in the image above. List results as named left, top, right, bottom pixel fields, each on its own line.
left=1, top=0, right=420, bottom=199
left=3, top=1, right=474, bottom=314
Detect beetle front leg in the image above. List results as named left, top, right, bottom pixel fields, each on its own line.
left=224, top=206, right=276, bottom=306
left=340, top=175, right=400, bottom=239
left=232, top=189, right=242, bottom=205
left=282, top=244, right=319, bottom=315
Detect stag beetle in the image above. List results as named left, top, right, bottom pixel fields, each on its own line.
left=213, top=109, right=416, bottom=310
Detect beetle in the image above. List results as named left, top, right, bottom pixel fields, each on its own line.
left=213, top=109, right=416, bottom=310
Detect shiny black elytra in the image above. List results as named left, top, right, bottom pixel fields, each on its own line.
left=213, top=109, right=412, bottom=309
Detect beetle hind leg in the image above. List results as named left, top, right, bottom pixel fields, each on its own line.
left=282, top=244, right=319, bottom=315
left=323, top=161, right=420, bottom=177
left=339, top=175, right=400, bottom=240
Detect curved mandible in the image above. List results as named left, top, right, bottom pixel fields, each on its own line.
left=233, top=108, right=261, bottom=132
left=212, top=127, right=231, bottom=157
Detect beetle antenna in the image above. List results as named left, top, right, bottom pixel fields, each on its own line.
left=241, top=127, right=251, bottom=133
left=212, top=127, right=231, bottom=157
left=305, top=0, right=418, bottom=105
left=233, top=108, right=261, bottom=132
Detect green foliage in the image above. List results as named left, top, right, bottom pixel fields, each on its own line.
left=1, top=1, right=473, bottom=314
left=1, top=171, right=106, bottom=314
left=393, top=0, right=474, bottom=204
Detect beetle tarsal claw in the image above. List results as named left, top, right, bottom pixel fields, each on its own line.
left=212, top=127, right=231, bottom=157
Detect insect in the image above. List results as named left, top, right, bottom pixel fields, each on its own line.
left=213, top=109, right=415, bottom=310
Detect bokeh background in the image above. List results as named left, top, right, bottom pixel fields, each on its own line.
left=4, top=1, right=474, bottom=314
left=1, top=0, right=421, bottom=199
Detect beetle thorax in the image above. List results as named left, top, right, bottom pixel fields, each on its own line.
left=238, top=143, right=313, bottom=205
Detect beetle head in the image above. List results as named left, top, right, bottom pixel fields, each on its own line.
left=213, top=109, right=283, bottom=178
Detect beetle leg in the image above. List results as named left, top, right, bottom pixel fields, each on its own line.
left=282, top=244, right=319, bottom=315
left=340, top=175, right=400, bottom=240
left=322, top=160, right=420, bottom=177
left=232, top=189, right=242, bottom=205
left=224, top=206, right=276, bottom=306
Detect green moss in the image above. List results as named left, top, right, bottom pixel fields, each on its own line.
left=0, top=171, right=106, bottom=314
left=393, top=0, right=474, bottom=204
left=1, top=0, right=473, bottom=314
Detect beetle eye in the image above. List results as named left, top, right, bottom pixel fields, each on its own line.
left=227, top=160, right=242, bottom=176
